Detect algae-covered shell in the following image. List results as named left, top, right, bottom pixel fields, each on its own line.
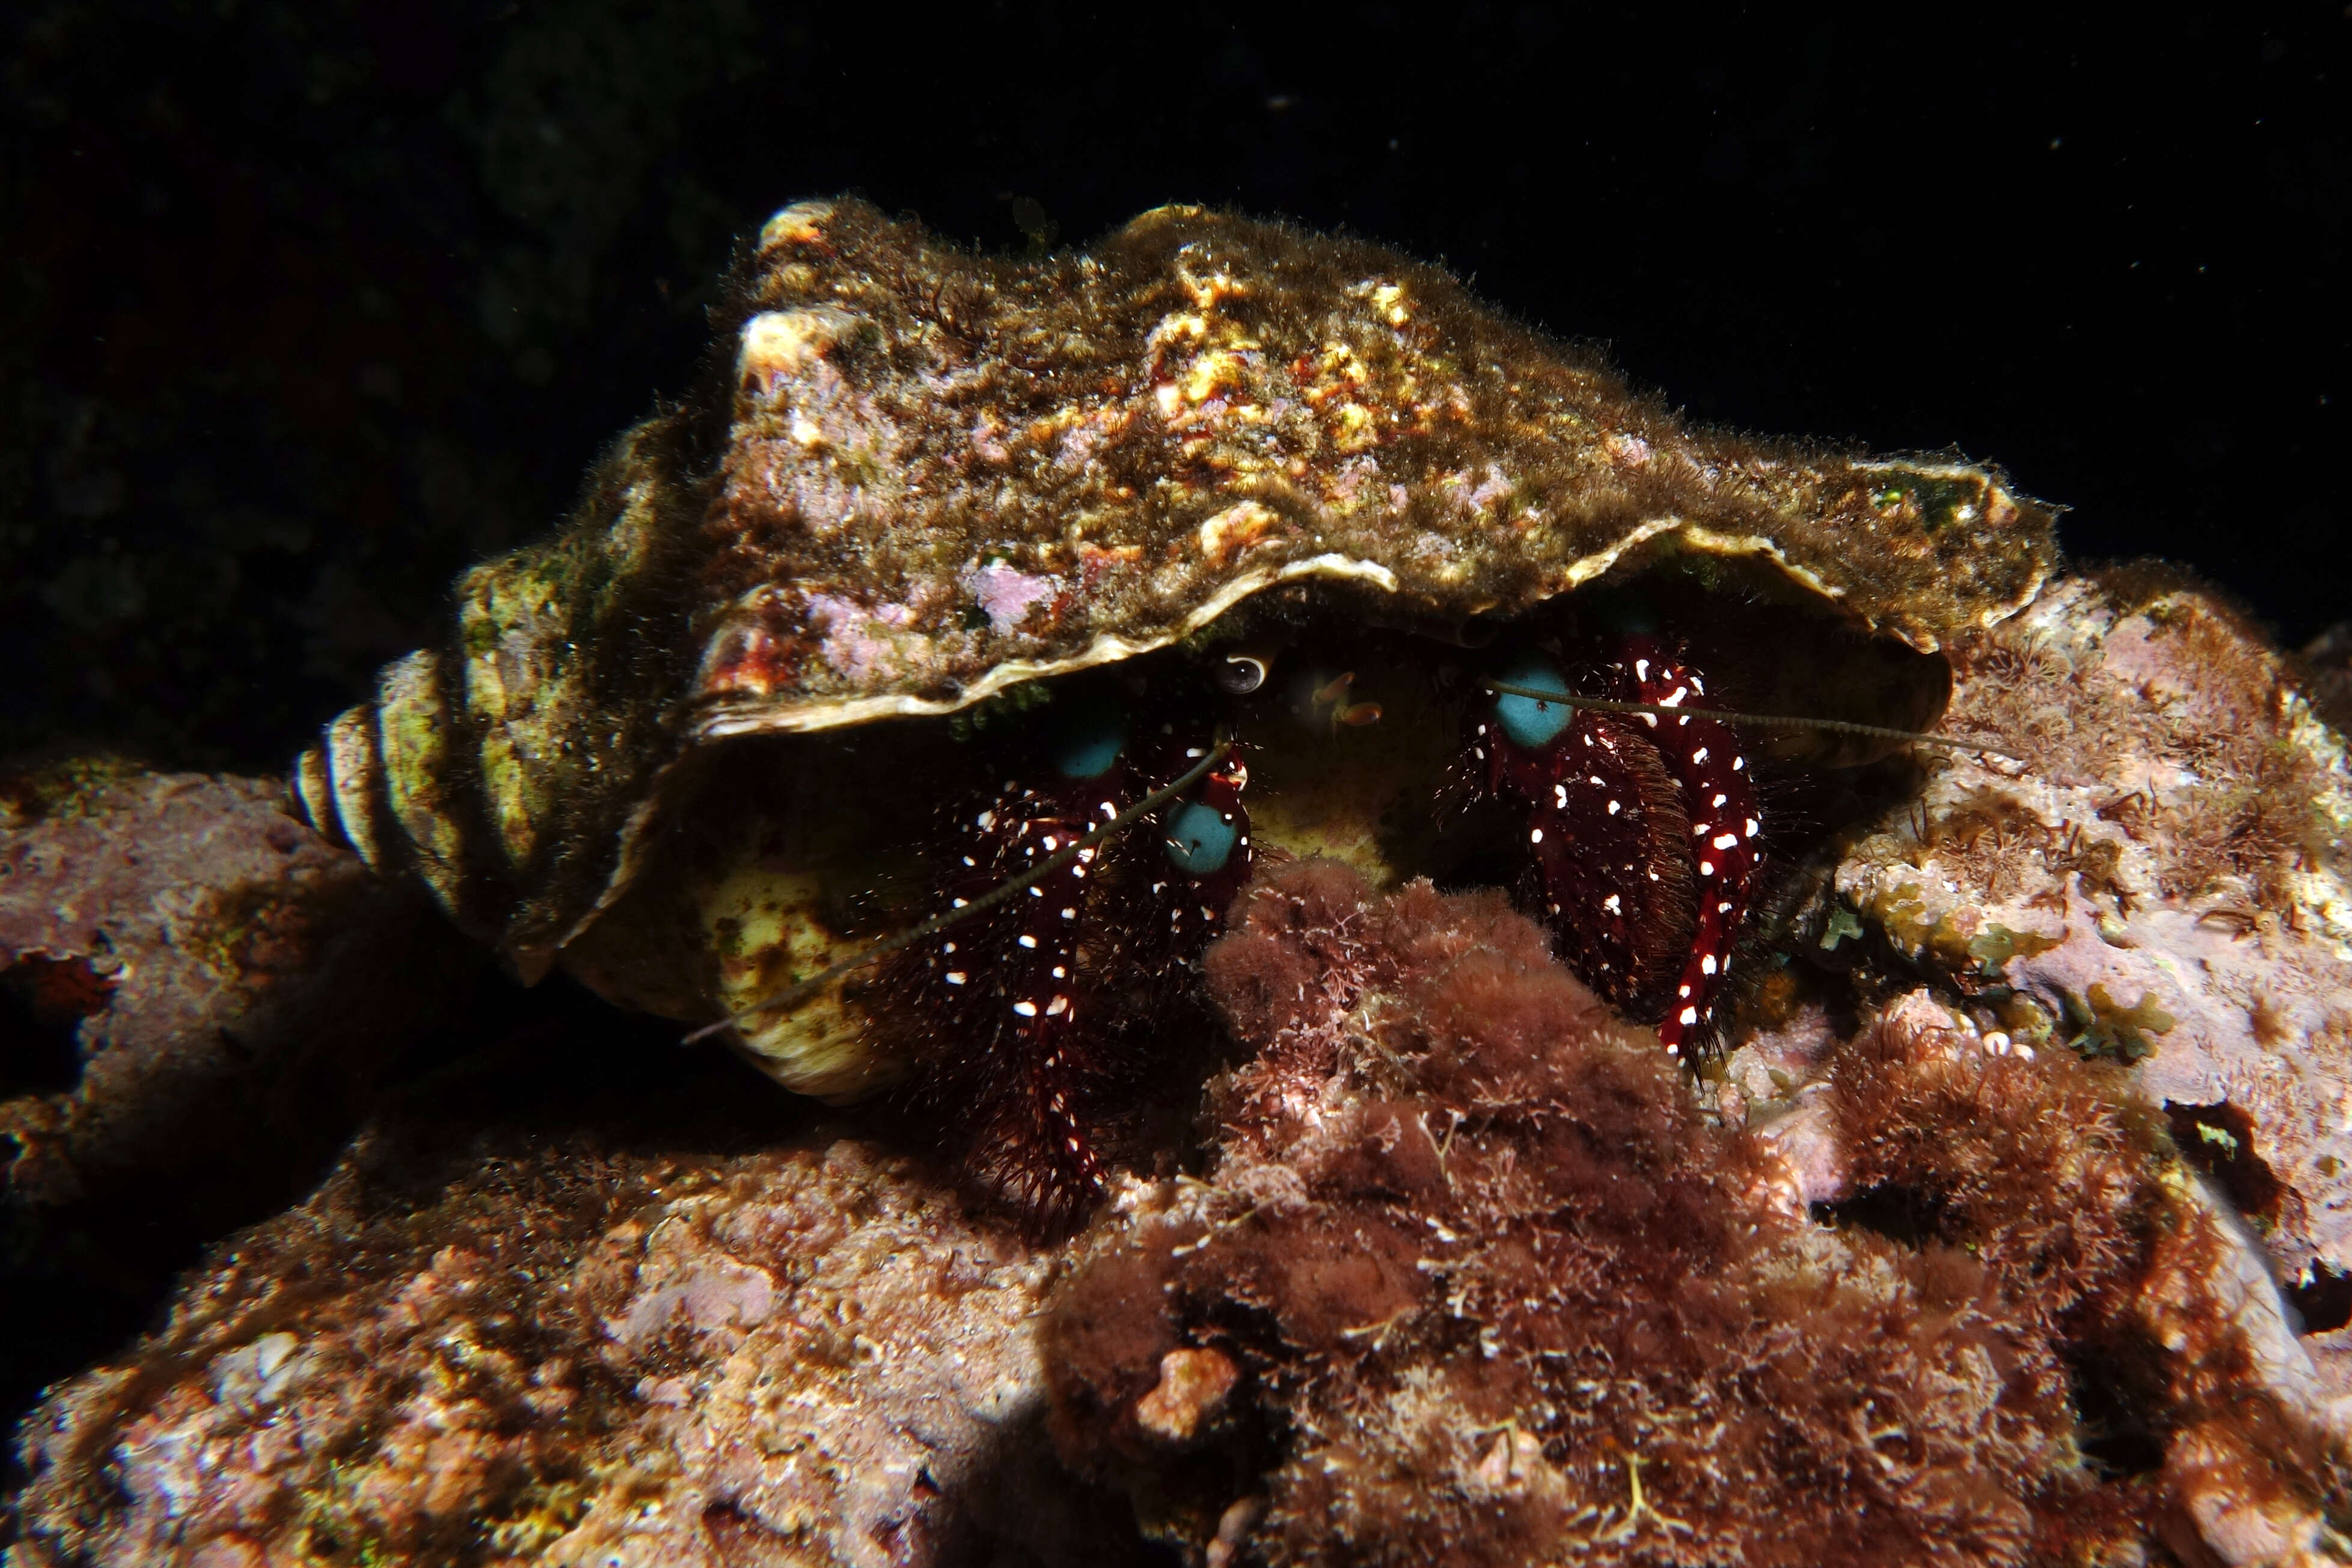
left=292, top=197, right=2056, bottom=1094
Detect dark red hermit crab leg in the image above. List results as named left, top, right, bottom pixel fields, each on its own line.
left=1472, top=658, right=1695, bottom=1020
left=991, top=794, right=1112, bottom=1214
left=908, top=770, right=1131, bottom=1227
left=887, top=723, right=1252, bottom=1231
left=1614, top=634, right=1762, bottom=1058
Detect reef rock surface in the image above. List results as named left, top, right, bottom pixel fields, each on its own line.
left=1833, top=575, right=2352, bottom=1302
left=11, top=1132, right=1124, bottom=1568
left=1, top=759, right=468, bottom=1215
left=1047, top=859, right=2347, bottom=1567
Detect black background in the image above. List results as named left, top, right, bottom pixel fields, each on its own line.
left=4, top=4, right=2346, bottom=768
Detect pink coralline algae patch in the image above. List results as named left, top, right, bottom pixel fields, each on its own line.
left=806, top=593, right=931, bottom=682
left=958, top=561, right=1062, bottom=635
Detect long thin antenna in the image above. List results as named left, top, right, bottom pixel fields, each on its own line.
left=1480, top=678, right=2024, bottom=762
left=682, top=734, right=1236, bottom=1046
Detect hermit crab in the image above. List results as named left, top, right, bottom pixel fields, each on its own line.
left=291, top=197, right=2054, bottom=1225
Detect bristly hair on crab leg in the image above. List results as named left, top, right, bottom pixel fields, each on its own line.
left=878, top=718, right=1252, bottom=1233
left=1612, top=634, right=1763, bottom=1058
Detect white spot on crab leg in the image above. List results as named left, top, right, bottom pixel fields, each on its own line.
left=1718, top=900, right=1733, bottom=913
left=1530, top=827, right=1545, bottom=844
left=1700, top=860, right=1715, bottom=876
left=976, top=810, right=995, bottom=830
left=945, top=972, right=967, bottom=985
left=1046, top=995, right=1069, bottom=1016
left=1012, top=1000, right=1038, bottom=1017
left=1679, top=1006, right=1698, bottom=1025
left=1702, top=954, right=1717, bottom=975
left=1732, top=756, right=1745, bottom=771
left=1061, top=907, right=1077, bottom=919
left=1692, top=747, right=1709, bottom=764
left=1712, top=793, right=1727, bottom=807
left=1018, top=934, right=1038, bottom=948
left=1713, top=832, right=1739, bottom=850
left=1607, top=799, right=1622, bottom=815
left=1745, top=817, right=1760, bottom=837
left=1603, top=893, right=1621, bottom=913
left=1635, top=658, right=1650, bottom=680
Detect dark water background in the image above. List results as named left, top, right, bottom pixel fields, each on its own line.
left=2, top=4, right=2344, bottom=769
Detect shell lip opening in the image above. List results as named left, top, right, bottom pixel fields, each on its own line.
left=682, top=518, right=1991, bottom=747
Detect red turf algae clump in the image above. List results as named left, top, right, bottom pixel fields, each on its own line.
left=1042, top=858, right=2345, bottom=1567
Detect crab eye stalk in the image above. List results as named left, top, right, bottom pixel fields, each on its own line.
left=1492, top=653, right=1576, bottom=748
left=1164, top=800, right=1240, bottom=874
left=1052, top=707, right=1127, bottom=780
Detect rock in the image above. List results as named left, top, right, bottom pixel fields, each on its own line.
left=1, top=758, right=473, bottom=1213
left=1044, top=852, right=2351, bottom=1567
left=11, top=1129, right=1132, bottom=1568
left=0, top=757, right=483, bottom=1417
left=1828, top=575, right=2352, bottom=1352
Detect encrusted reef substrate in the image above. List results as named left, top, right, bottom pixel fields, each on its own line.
left=1042, top=860, right=2347, bottom=1567
left=1824, top=572, right=2352, bottom=1311
left=11, top=1130, right=1134, bottom=1568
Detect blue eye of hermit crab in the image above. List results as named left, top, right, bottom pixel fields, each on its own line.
left=1053, top=709, right=1127, bottom=779
left=1492, top=654, right=1575, bottom=749
left=1163, top=800, right=1239, bottom=874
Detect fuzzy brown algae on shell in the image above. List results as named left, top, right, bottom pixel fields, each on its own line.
left=291, top=196, right=2056, bottom=1109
